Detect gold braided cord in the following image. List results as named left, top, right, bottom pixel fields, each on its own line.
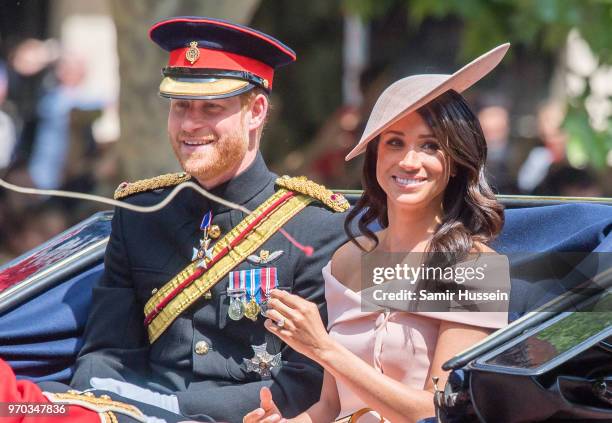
left=144, top=188, right=290, bottom=316
left=114, top=172, right=192, bottom=200
left=103, top=411, right=118, bottom=423
left=44, top=392, right=145, bottom=422
left=146, top=190, right=314, bottom=343
left=276, top=175, right=349, bottom=212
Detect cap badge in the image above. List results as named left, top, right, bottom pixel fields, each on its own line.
left=186, top=41, right=200, bottom=65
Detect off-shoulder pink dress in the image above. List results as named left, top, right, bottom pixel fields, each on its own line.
left=323, top=260, right=509, bottom=422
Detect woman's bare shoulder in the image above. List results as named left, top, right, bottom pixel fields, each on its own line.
left=330, top=236, right=377, bottom=287
left=467, top=242, right=509, bottom=269
left=472, top=241, right=496, bottom=253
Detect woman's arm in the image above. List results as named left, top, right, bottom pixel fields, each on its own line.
left=243, top=370, right=340, bottom=423
left=424, top=320, right=491, bottom=392
left=289, top=370, right=341, bottom=423
left=265, top=289, right=492, bottom=422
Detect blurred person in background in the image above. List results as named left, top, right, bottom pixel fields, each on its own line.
left=0, top=44, right=104, bottom=263
left=27, top=52, right=103, bottom=191
left=534, top=165, right=603, bottom=197
left=476, top=96, right=519, bottom=194
left=6, top=38, right=58, bottom=165
left=517, top=101, right=568, bottom=194
left=0, top=60, right=17, bottom=170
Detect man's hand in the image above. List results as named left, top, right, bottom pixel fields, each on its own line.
left=243, top=387, right=286, bottom=423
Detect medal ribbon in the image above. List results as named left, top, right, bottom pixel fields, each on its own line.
left=245, top=270, right=255, bottom=303
left=261, top=267, right=276, bottom=297
left=200, top=210, right=212, bottom=231
left=229, top=271, right=246, bottom=293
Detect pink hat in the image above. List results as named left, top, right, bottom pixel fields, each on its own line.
left=346, top=43, right=510, bottom=161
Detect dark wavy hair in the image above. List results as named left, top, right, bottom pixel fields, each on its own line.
left=345, top=89, right=504, bottom=262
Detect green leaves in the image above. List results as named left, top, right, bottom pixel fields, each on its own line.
left=344, top=0, right=612, bottom=172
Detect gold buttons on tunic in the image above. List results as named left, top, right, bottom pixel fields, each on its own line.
left=194, top=340, right=210, bottom=355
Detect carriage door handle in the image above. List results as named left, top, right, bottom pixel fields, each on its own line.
left=593, top=378, right=612, bottom=405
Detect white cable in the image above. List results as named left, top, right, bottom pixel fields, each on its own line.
left=0, top=176, right=316, bottom=255
left=0, top=177, right=252, bottom=215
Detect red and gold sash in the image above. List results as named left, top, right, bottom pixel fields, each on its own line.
left=143, top=188, right=313, bottom=343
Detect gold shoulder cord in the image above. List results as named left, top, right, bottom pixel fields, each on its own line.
left=114, top=172, right=191, bottom=200
left=276, top=175, right=349, bottom=212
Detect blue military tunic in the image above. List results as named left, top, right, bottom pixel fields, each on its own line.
left=70, top=153, right=348, bottom=422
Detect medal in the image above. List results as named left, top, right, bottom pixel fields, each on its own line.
left=244, top=298, right=260, bottom=321
left=227, top=269, right=247, bottom=321
left=259, top=299, right=269, bottom=317
left=193, top=211, right=214, bottom=265
left=244, top=269, right=261, bottom=321
left=208, top=224, right=221, bottom=239
left=228, top=297, right=245, bottom=320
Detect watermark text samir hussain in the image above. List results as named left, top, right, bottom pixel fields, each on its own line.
left=372, top=288, right=509, bottom=302
left=361, top=253, right=512, bottom=313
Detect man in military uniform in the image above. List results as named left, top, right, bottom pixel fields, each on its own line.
left=67, top=17, right=348, bottom=423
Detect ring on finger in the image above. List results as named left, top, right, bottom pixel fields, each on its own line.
left=275, top=317, right=285, bottom=328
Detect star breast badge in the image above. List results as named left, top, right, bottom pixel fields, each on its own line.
left=244, top=343, right=282, bottom=379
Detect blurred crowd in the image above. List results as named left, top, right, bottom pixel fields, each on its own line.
left=0, top=36, right=609, bottom=265
left=303, top=88, right=606, bottom=199
left=0, top=38, right=118, bottom=263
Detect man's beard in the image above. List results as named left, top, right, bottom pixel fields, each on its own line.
left=173, top=126, right=249, bottom=185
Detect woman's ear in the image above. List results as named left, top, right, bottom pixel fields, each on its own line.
left=446, top=158, right=457, bottom=178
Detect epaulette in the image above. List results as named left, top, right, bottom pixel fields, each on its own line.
left=43, top=390, right=146, bottom=422
left=275, top=175, right=349, bottom=212
left=114, top=172, right=192, bottom=200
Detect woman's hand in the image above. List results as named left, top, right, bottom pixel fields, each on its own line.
left=263, top=289, right=335, bottom=360
left=243, top=387, right=286, bottom=423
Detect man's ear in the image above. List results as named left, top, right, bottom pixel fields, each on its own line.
left=246, top=93, right=269, bottom=132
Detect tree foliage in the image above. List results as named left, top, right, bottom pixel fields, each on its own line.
left=345, top=0, right=612, bottom=170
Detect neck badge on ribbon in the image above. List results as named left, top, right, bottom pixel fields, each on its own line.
left=244, top=343, right=281, bottom=379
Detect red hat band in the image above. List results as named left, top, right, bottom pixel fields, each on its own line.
left=168, top=46, right=274, bottom=89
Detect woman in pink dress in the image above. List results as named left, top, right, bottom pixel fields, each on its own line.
left=244, top=43, right=511, bottom=423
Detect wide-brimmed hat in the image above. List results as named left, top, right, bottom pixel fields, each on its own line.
left=346, top=43, right=510, bottom=161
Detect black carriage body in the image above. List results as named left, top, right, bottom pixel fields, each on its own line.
left=1, top=195, right=611, bottom=422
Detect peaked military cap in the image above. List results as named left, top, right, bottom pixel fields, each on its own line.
left=149, top=16, right=296, bottom=99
